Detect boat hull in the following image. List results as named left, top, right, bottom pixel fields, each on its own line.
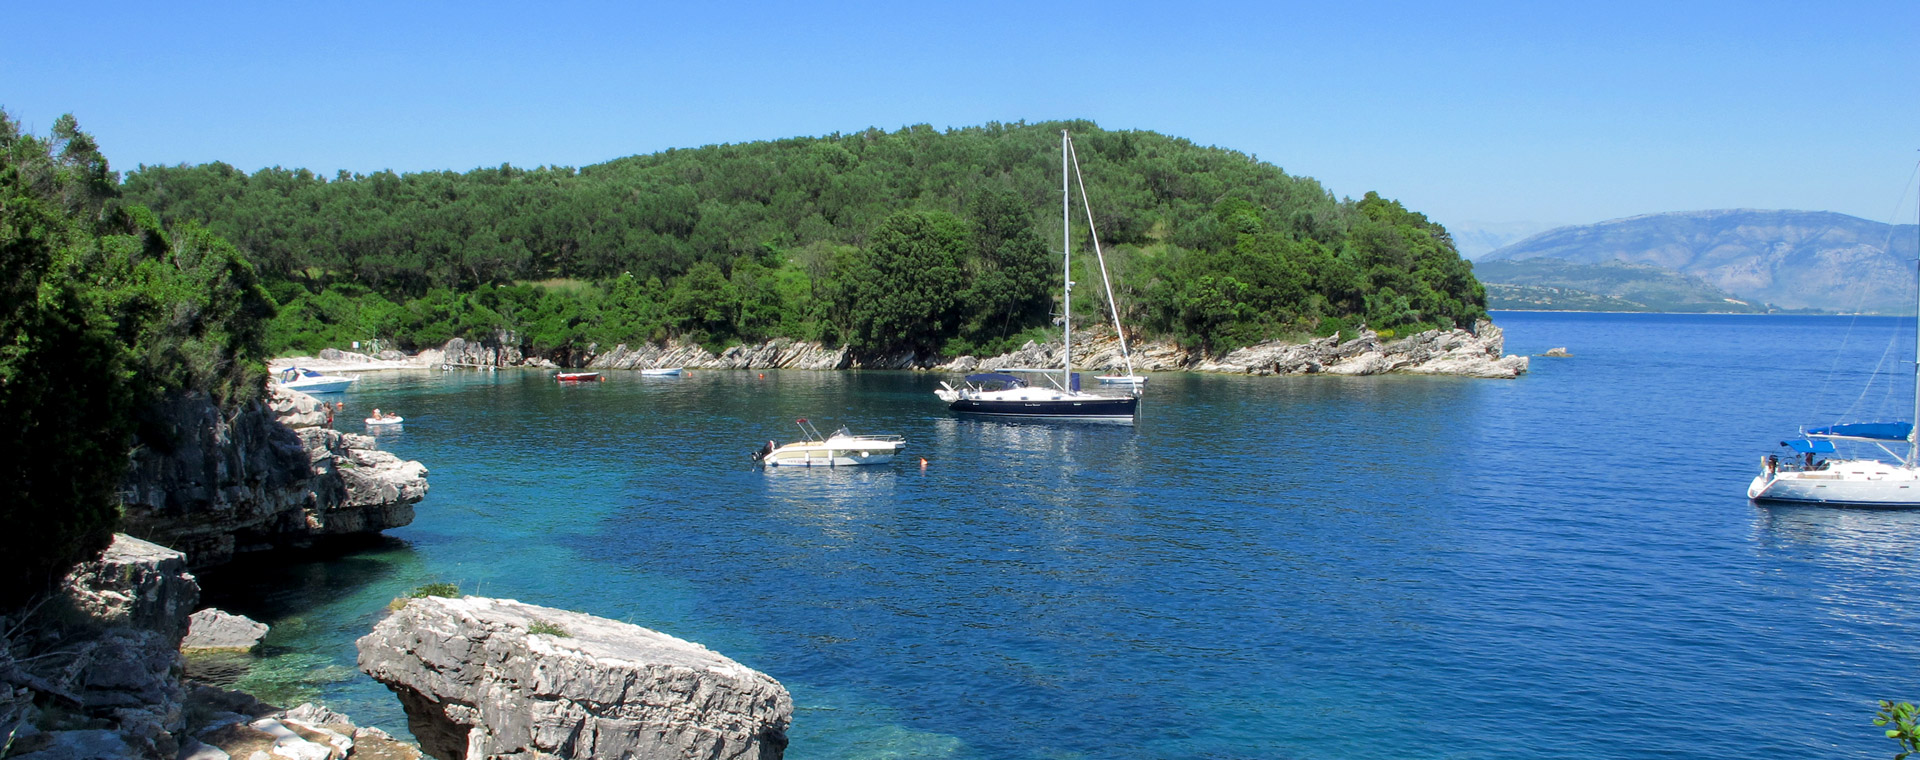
left=948, top=395, right=1138, bottom=422
left=279, top=378, right=354, bottom=394
left=1748, top=469, right=1920, bottom=508
left=763, top=448, right=901, bottom=467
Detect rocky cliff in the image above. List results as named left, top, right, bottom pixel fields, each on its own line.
left=118, top=386, right=429, bottom=568
left=937, top=319, right=1528, bottom=379
left=580, top=321, right=1526, bottom=378
left=587, top=337, right=922, bottom=371
left=358, top=596, right=792, bottom=760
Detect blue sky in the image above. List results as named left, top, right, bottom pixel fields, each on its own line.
left=6, top=1, right=1918, bottom=240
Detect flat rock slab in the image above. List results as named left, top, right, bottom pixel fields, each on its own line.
left=356, top=596, right=791, bottom=760
left=184, top=608, right=270, bottom=651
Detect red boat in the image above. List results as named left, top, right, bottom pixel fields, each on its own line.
left=555, top=372, right=602, bottom=382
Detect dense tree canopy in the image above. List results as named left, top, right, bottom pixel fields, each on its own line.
left=122, top=119, right=1487, bottom=359
left=0, top=112, right=274, bottom=605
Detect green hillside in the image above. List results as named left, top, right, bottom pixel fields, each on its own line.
left=123, top=120, right=1487, bottom=357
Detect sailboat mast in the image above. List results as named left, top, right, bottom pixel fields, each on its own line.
left=1911, top=189, right=1919, bottom=467
left=1062, top=129, right=1072, bottom=390
left=1066, top=138, right=1136, bottom=380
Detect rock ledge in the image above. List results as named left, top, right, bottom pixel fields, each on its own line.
left=357, top=596, right=791, bottom=760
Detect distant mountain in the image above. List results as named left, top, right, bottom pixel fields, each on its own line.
left=1481, top=209, right=1917, bottom=312
left=1447, top=220, right=1558, bottom=260
left=1476, top=259, right=1770, bottom=313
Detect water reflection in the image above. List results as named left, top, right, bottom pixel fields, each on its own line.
left=1751, top=503, right=1920, bottom=559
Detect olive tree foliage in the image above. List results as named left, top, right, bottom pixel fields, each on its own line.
left=122, top=119, right=1488, bottom=359
left=0, top=111, right=274, bottom=606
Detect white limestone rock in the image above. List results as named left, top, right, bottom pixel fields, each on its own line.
left=183, top=609, right=269, bottom=652
left=357, top=596, right=792, bottom=760
left=120, top=389, right=430, bottom=567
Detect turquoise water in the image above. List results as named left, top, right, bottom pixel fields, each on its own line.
left=200, top=312, right=1920, bottom=758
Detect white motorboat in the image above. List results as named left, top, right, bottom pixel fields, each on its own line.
left=276, top=367, right=355, bottom=394
left=1749, top=244, right=1920, bottom=507
left=640, top=367, right=683, bottom=376
left=365, top=414, right=403, bottom=426
left=935, top=130, right=1139, bottom=423
left=753, top=419, right=906, bottom=467
left=1097, top=375, right=1148, bottom=386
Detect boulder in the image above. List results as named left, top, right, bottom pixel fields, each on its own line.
left=183, top=609, right=269, bottom=652
left=357, top=596, right=792, bottom=760
left=60, top=535, right=199, bottom=643
left=1540, top=346, right=1572, bottom=357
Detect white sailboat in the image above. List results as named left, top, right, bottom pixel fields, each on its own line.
left=934, top=130, right=1141, bottom=422
left=1748, top=258, right=1920, bottom=507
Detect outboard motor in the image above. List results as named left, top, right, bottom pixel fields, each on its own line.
left=753, top=440, right=775, bottom=463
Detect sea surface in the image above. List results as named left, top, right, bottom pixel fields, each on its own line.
left=200, top=311, right=1920, bottom=759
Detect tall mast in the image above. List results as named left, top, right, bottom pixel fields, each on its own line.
left=1911, top=186, right=1919, bottom=466
left=1062, top=130, right=1072, bottom=390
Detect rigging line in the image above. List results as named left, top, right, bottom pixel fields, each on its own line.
left=1813, top=160, right=1920, bottom=424
left=1065, top=136, right=1134, bottom=378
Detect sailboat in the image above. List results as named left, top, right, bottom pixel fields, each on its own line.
left=1748, top=260, right=1920, bottom=507
left=934, top=130, right=1140, bottom=422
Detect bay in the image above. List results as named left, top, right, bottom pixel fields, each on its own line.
left=200, top=311, right=1920, bottom=759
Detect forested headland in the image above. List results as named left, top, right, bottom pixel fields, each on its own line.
left=123, top=119, right=1487, bottom=360
left=0, top=112, right=273, bottom=602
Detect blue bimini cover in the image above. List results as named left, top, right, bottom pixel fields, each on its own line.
left=1781, top=439, right=1837, bottom=454
left=1805, top=422, right=1913, bottom=441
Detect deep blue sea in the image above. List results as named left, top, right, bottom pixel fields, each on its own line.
left=200, top=311, right=1920, bottom=759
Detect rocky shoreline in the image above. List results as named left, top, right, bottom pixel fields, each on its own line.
left=118, top=387, right=430, bottom=568
left=276, top=319, right=1528, bottom=379
left=4, top=381, right=794, bottom=759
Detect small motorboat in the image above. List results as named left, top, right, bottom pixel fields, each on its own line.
left=276, top=367, right=355, bottom=394
left=1096, top=374, right=1148, bottom=386
left=365, top=414, right=403, bottom=426
left=556, top=372, right=603, bottom=382
left=753, top=419, right=906, bottom=468
left=640, top=367, right=683, bottom=376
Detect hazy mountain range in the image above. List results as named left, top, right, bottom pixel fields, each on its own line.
left=1478, top=209, right=1918, bottom=313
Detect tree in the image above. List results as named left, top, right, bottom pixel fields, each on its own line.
left=845, top=210, right=969, bottom=353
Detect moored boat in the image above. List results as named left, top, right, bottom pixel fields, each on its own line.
left=753, top=419, right=906, bottom=467
left=1749, top=227, right=1920, bottom=508
left=640, top=367, right=683, bottom=376
left=556, top=371, right=602, bottom=382
left=935, top=130, right=1139, bottom=424
left=276, top=367, right=356, bottom=394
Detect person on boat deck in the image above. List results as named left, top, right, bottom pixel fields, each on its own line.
left=1804, top=451, right=1816, bottom=469
left=371, top=408, right=384, bottom=420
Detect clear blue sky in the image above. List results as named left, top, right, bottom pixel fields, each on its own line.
left=6, top=1, right=1918, bottom=233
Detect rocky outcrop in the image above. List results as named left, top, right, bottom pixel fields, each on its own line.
left=119, top=386, right=429, bottom=567
left=936, top=320, right=1528, bottom=379
left=439, top=333, right=532, bottom=368
left=587, top=338, right=921, bottom=371
left=4, top=535, right=421, bottom=759
left=357, top=596, right=792, bottom=760
left=182, top=609, right=268, bottom=652
left=3, top=536, right=198, bottom=759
